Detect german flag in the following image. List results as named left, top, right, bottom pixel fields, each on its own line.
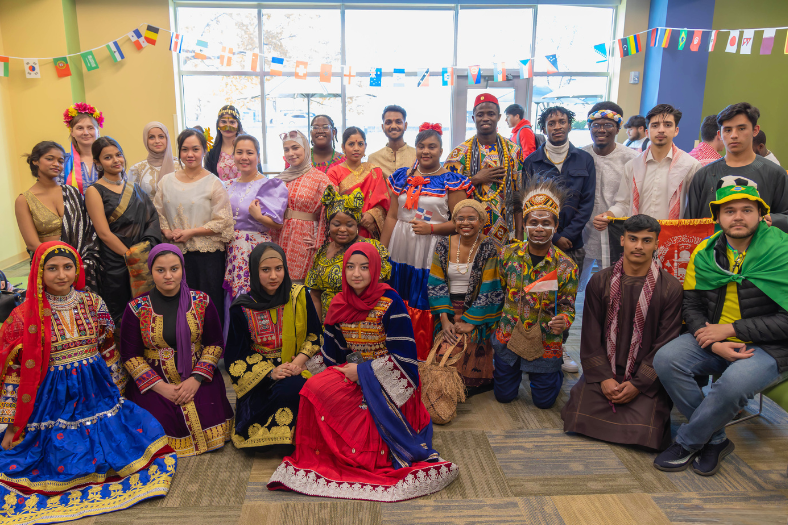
left=144, top=25, right=160, bottom=46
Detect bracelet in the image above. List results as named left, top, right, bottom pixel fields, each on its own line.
left=430, top=224, right=434, bottom=234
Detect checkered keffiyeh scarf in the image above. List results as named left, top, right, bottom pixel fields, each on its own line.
left=605, top=257, right=660, bottom=380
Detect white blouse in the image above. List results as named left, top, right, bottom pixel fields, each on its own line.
left=128, top=158, right=179, bottom=198
left=153, top=171, right=233, bottom=253
left=447, top=263, right=472, bottom=295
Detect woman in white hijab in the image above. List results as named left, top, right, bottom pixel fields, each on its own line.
left=128, top=121, right=177, bottom=198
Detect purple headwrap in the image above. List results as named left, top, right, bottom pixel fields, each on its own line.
left=147, top=243, right=194, bottom=380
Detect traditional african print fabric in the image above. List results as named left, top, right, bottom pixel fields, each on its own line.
left=268, top=290, right=459, bottom=502
left=494, top=242, right=578, bottom=374
left=445, top=136, right=523, bottom=250
left=304, top=238, right=392, bottom=322
left=225, top=285, right=322, bottom=450
left=0, top=290, right=176, bottom=524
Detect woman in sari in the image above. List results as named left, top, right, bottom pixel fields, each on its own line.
left=0, top=242, right=176, bottom=523
left=223, top=134, right=287, bottom=299
left=226, top=243, right=321, bottom=451
left=15, top=140, right=100, bottom=290
left=268, top=243, right=459, bottom=501
left=305, top=187, right=391, bottom=322
left=271, top=130, right=334, bottom=282
left=326, top=127, right=390, bottom=239
left=120, top=244, right=234, bottom=457
left=428, top=200, right=504, bottom=392
left=128, top=121, right=177, bottom=199
left=85, top=137, right=162, bottom=329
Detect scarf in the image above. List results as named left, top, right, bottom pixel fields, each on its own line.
left=544, top=140, right=570, bottom=173
left=605, top=257, right=660, bottom=380
left=277, top=130, right=313, bottom=182
left=231, top=243, right=292, bottom=312
left=321, top=186, right=364, bottom=222
left=1, top=242, right=86, bottom=441
left=687, top=222, right=788, bottom=311
left=64, top=143, right=84, bottom=194
left=324, top=242, right=393, bottom=326
left=143, top=121, right=176, bottom=180
left=147, top=243, right=194, bottom=380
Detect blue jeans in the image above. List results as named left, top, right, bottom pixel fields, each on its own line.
left=653, top=333, right=780, bottom=451
left=493, top=354, right=563, bottom=409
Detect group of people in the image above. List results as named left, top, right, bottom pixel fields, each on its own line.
left=2, top=91, right=788, bottom=522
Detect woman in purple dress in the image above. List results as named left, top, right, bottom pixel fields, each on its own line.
left=121, top=243, right=234, bottom=457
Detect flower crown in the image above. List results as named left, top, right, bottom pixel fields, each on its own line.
left=63, top=102, right=104, bottom=129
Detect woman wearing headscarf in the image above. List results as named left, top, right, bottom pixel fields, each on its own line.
left=0, top=241, right=176, bottom=522
left=268, top=243, right=459, bottom=501
left=428, top=199, right=504, bottom=392
left=271, top=130, right=335, bottom=282
left=120, top=243, right=234, bottom=457
left=204, top=105, right=261, bottom=181
left=226, top=243, right=321, bottom=451
left=305, top=187, right=391, bottom=321
left=128, top=121, right=177, bottom=199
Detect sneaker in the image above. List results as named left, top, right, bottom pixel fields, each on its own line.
left=692, top=439, right=735, bottom=476
left=561, top=351, right=579, bottom=373
left=654, top=442, right=699, bottom=472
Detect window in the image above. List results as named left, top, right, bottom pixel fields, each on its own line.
left=532, top=76, right=610, bottom=148
left=457, top=8, right=535, bottom=67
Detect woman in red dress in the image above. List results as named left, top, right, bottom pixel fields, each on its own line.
left=326, top=127, right=390, bottom=239
left=268, top=242, right=458, bottom=502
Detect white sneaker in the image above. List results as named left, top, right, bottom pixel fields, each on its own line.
left=562, top=351, right=579, bottom=373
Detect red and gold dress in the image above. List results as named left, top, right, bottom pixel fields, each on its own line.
left=326, top=162, right=390, bottom=239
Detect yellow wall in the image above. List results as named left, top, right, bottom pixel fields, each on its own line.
left=615, top=0, right=650, bottom=141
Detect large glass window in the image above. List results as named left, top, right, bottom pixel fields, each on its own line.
left=457, top=8, right=535, bottom=67
left=532, top=76, right=609, bottom=148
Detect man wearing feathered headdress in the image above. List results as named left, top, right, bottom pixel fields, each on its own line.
left=491, top=180, right=578, bottom=409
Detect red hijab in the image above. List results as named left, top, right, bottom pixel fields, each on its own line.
left=0, top=241, right=85, bottom=441
left=324, top=242, right=393, bottom=326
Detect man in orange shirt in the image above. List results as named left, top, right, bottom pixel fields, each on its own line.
left=505, top=104, right=537, bottom=160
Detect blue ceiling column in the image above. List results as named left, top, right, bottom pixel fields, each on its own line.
left=641, top=0, right=716, bottom=152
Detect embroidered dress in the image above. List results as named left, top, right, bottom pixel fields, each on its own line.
left=120, top=290, right=234, bottom=457
left=128, top=158, right=179, bottom=199
left=226, top=285, right=322, bottom=449
left=223, top=178, right=288, bottom=297
left=292, top=150, right=345, bottom=174
left=326, top=163, right=390, bottom=239
left=271, top=169, right=334, bottom=281
left=445, top=137, right=523, bottom=249
left=305, top=238, right=391, bottom=322
left=427, top=236, right=503, bottom=386
left=0, top=290, right=176, bottom=524
left=387, top=168, right=472, bottom=359
left=267, top=290, right=458, bottom=501
left=217, top=151, right=240, bottom=182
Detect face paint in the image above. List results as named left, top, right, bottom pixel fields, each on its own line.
left=525, top=211, right=556, bottom=245
left=218, top=124, right=237, bottom=132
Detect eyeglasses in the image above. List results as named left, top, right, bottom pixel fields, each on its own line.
left=310, top=125, right=332, bottom=131
left=279, top=130, right=300, bottom=141
left=590, top=122, right=616, bottom=131
left=455, top=217, right=479, bottom=223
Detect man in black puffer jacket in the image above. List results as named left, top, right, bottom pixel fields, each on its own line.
left=653, top=176, right=788, bottom=477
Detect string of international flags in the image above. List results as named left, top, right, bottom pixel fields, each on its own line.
left=1, top=23, right=786, bottom=82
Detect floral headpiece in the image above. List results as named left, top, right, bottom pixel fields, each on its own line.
left=63, top=102, right=104, bottom=129
left=203, top=127, right=214, bottom=152
left=587, top=109, right=623, bottom=125
left=418, top=122, right=443, bottom=135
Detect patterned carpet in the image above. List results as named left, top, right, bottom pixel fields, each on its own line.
left=2, top=258, right=786, bottom=524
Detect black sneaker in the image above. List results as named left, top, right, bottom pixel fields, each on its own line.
left=692, top=439, right=735, bottom=476
left=654, top=442, right=699, bottom=472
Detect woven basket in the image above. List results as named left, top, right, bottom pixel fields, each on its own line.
left=419, top=333, right=467, bottom=425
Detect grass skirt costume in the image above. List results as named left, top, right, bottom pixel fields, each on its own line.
left=268, top=243, right=458, bottom=502
left=0, top=242, right=176, bottom=525
left=226, top=243, right=322, bottom=450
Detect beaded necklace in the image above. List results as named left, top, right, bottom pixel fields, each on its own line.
left=453, top=233, right=481, bottom=274
left=465, top=135, right=511, bottom=202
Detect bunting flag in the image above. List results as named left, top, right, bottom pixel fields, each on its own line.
left=785, top=31, right=788, bottom=54
left=617, top=37, right=630, bottom=57
left=761, top=28, right=776, bottom=55
left=270, top=56, right=284, bottom=76
left=726, top=30, right=740, bottom=53
left=320, top=63, right=332, bottom=83
left=740, top=29, right=754, bottom=54
left=25, top=59, right=40, bottom=79
left=708, top=30, right=719, bottom=51
left=417, top=68, right=429, bottom=87
left=493, top=62, right=505, bottom=82
left=393, top=68, right=405, bottom=87
left=220, top=46, right=233, bottom=66
left=194, top=39, right=209, bottom=60
left=250, top=52, right=259, bottom=72
left=54, top=56, right=71, bottom=78
left=628, top=34, right=642, bottom=54
left=128, top=29, right=147, bottom=50
left=295, top=60, right=308, bottom=80
left=650, top=28, right=658, bottom=47
left=441, top=67, right=453, bottom=86
left=344, top=66, right=355, bottom=85
left=0, top=56, right=8, bottom=78
left=369, top=67, right=382, bottom=87
left=690, top=30, right=702, bottom=51
left=468, top=65, right=481, bottom=84
left=545, top=54, right=559, bottom=74
left=661, top=28, right=672, bottom=48
left=678, top=30, right=688, bottom=50
left=169, top=33, right=184, bottom=53
left=593, top=43, right=607, bottom=62
left=80, top=51, right=99, bottom=71
left=106, top=41, right=125, bottom=62
left=144, top=25, right=159, bottom=46
left=518, top=59, right=532, bottom=79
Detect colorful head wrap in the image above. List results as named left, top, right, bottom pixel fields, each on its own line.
left=474, top=93, right=499, bottom=109
left=587, top=109, right=623, bottom=125
left=321, top=186, right=364, bottom=223
left=522, top=185, right=562, bottom=218
left=453, top=199, right=487, bottom=221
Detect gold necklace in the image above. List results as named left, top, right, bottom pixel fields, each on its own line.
left=454, top=233, right=480, bottom=275
left=545, top=149, right=566, bottom=166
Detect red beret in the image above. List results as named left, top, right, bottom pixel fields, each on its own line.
left=473, top=93, right=499, bottom=108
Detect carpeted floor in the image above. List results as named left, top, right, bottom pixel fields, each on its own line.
left=3, top=258, right=786, bottom=524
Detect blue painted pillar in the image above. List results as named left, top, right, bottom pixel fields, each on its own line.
left=641, top=0, right=716, bottom=152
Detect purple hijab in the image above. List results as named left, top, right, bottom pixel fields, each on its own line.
left=147, top=243, right=194, bottom=380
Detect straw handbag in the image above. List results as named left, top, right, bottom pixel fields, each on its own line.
left=419, top=333, right=467, bottom=425
left=507, top=291, right=545, bottom=361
